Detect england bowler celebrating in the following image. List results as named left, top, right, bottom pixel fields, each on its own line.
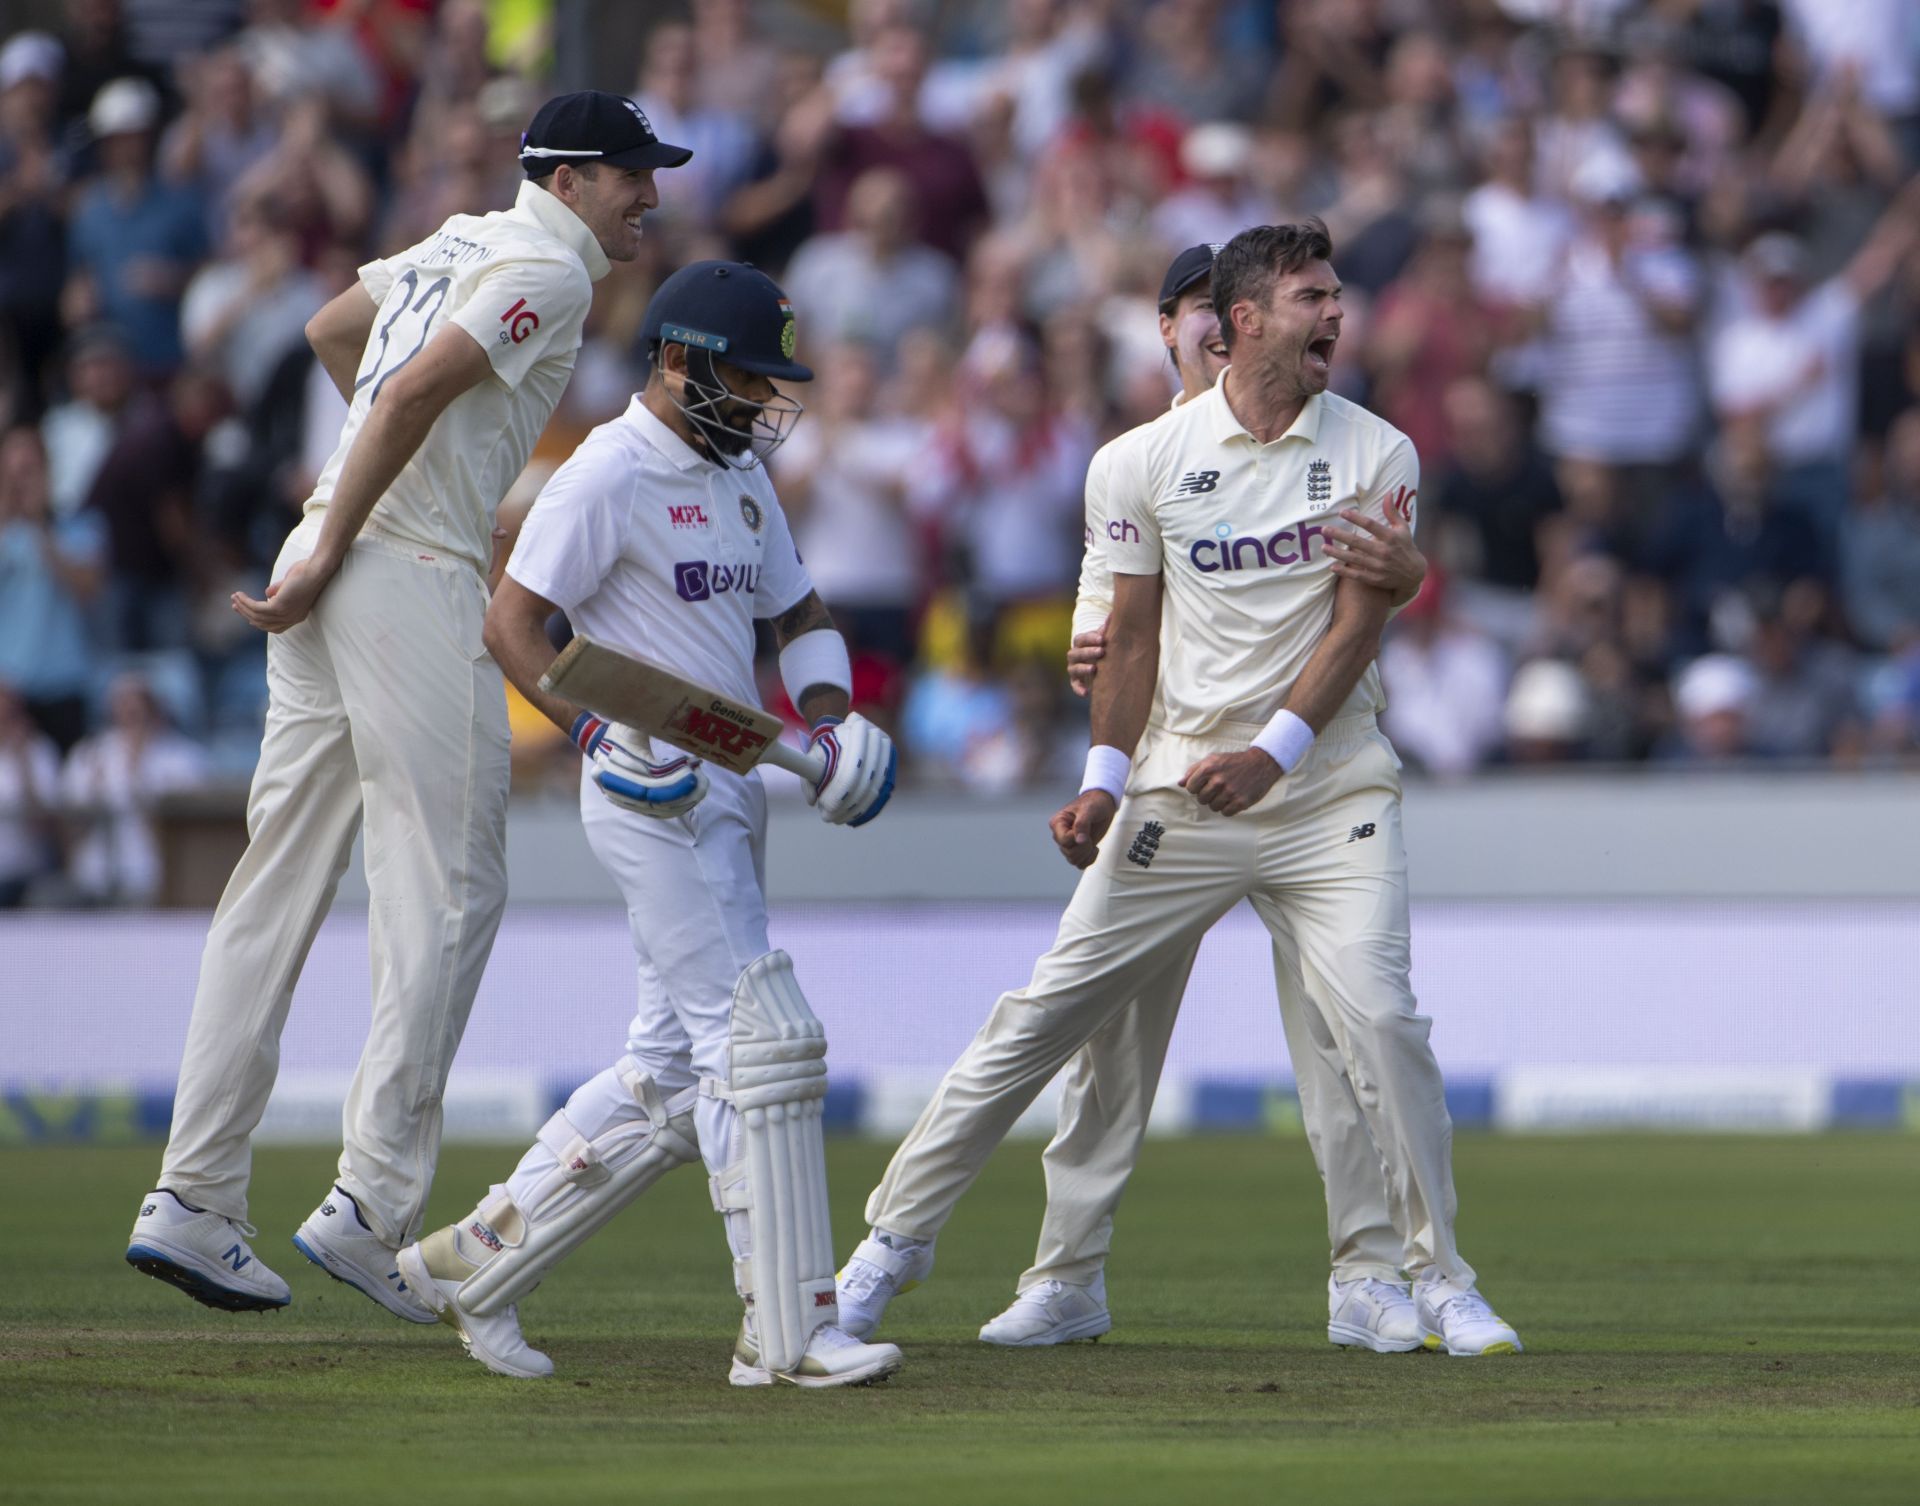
left=840, top=222, right=1521, bottom=1358
left=127, top=94, right=691, bottom=1318
left=980, top=244, right=1430, bottom=1351
left=396, top=261, right=903, bottom=1389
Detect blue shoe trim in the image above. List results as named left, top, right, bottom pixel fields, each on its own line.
left=291, top=1231, right=434, bottom=1322
left=126, top=1243, right=288, bottom=1312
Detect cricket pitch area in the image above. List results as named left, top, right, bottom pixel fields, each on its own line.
left=7, top=1134, right=1916, bottom=1505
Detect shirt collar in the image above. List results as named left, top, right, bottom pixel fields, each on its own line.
left=509, top=180, right=611, bottom=283
left=627, top=394, right=707, bottom=472
left=1205, top=371, right=1323, bottom=447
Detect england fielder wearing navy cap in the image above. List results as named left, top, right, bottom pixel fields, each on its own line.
left=839, top=222, right=1524, bottom=1359
left=127, top=93, right=692, bottom=1320
left=396, top=262, right=903, bottom=1389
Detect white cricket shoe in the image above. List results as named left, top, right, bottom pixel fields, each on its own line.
left=979, top=1275, right=1111, bottom=1346
left=396, top=1227, right=553, bottom=1379
left=835, top=1232, right=933, bottom=1339
left=292, top=1186, right=436, bottom=1324
left=729, top=1318, right=903, bottom=1389
left=1327, top=1275, right=1423, bottom=1352
left=125, top=1188, right=291, bottom=1313
left=1415, top=1272, right=1523, bottom=1356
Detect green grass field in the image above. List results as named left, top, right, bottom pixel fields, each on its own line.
left=6, top=1135, right=1917, bottom=1505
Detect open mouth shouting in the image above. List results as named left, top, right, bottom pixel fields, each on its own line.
left=1305, top=332, right=1338, bottom=375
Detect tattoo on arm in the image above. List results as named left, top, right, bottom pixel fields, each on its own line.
left=771, top=591, right=834, bottom=646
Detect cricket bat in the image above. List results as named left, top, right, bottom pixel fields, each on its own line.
left=540, top=634, right=827, bottom=783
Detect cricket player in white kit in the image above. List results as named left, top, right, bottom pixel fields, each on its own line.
left=981, top=244, right=1431, bottom=1352
left=839, top=222, right=1522, bottom=1357
left=126, top=94, right=692, bottom=1318
left=396, top=260, right=903, bottom=1389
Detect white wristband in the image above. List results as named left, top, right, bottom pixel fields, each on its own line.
left=778, top=628, right=852, bottom=712
left=1251, top=709, right=1315, bottom=774
left=1080, top=744, right=1131, bottom=800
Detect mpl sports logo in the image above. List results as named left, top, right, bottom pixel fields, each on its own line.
left=1189, top=519, right=1327, bottom=573
left=674, top=560, right=761, bottom=602
left=668, top=504, right=709, bottom=530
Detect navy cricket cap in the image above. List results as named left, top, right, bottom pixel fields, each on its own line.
left=1158, top=242, right=1224, bottom=311
left=643, top=261, right=814, bottom=383
left=520, top=91, right=692, bottom=177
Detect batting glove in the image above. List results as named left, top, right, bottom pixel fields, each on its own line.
left=806, top=713, right=897, bottom=827
left=572, top=713, right=708, bottom=819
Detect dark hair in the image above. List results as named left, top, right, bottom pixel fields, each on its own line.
left=1211, top=220, right=1334, bottom=353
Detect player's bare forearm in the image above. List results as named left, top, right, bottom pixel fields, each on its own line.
left=305, top=285, right=379, bottom=401
left=1091, top=573, right=1161, bottom=756
left=483, top=576, right=579, bottom=734
left=1282, top=575, right=1395, bottom=731
left=767, top=590, right=850, bottom=724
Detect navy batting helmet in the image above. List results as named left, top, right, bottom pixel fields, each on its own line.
left=642, top=260, right=813, bottom=382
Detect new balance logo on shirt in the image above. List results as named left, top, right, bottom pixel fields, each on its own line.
left=1172, top=470, right=1220, bottom=497
left=1347, top=823, right=1376, bottom=843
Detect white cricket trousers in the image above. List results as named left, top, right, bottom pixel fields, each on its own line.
left=869, top=713, right=1476, bottom=1288
left=160, top=523, right=510, bottom=1246
left=498, top=768, right=779, bottom=1266
left=1022, top=905, right=1404, bottom=1290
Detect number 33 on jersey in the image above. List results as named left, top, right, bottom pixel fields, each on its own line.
left=310, top=184, right=601, bottom=578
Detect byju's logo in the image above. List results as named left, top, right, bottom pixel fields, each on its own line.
left=1173, top=470, right=1220, bottom=497
left=673, top=561, right=762, bottom=602
left=1189, top=519, right=1327, bottom=573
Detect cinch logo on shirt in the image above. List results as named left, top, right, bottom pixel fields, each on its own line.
left=1189, top=520, right=1327, bottom=573
left=674, top=560, right=761, bottom=602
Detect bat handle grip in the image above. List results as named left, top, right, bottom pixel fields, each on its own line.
left=764, top=736, right=829, bottom=786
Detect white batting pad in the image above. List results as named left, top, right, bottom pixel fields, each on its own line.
left=707, top=950, right=837, bottom=1373
left=460, top=1066, right=700, bottom=1316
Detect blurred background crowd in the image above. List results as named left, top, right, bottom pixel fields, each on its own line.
left=2, top=0, right=1919, bottom=905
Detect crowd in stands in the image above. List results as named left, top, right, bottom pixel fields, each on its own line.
left=2, top=0, right=1919, bottom=905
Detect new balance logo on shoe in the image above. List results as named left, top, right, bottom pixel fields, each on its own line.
left=1127, top=820, right=1166, bottom=868
left=223, top=1244, right=251, bottom=1272
left=1173, top=470, right=1220, bottom=497
left=141, top=1203, right=156, bottom=1217
left=320, top=1201, right=337, bottom=1217
left=1347, top=823, right=1376, bottom=843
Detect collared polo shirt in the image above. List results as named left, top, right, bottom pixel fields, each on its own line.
left=506, top=397, right=812, bottom=714
left=1104, top=378, right=1419, bottom=736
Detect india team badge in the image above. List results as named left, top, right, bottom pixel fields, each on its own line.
left=777, top=298, right=796, bottom=361
left=739, top=494, right=764, bottom=534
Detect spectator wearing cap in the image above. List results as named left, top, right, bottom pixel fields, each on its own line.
left=1840, top=406, right=1920, bottom=654
left=1709, top=185, right=1920, bottom=556
left=781, top=166, right=959, bottom=366
left=813, top=24, right=990, bottom=263
left=0, top=425, right=106, bottom=752
left=1502, top=658, right=1592, bottom=765
left=1379, top=569, right=1510, bottom=778
left=54, top=0, right=164, bottom=138
left=1531, top=151, right=1701, bottom=506
left=0, top=32, right=71, bottom=407
left=1662, top=653, right=1759, bottom=763
left=64, top=77, right=208, bottom=376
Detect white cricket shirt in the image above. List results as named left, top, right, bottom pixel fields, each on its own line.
left=305, top=181, right=608, bottom=575
left=506, top=397, right=813, bottom=714
left=1103, top=379, right=1419, bottom=737
left=1075, top=391, right=1185, bottom=634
